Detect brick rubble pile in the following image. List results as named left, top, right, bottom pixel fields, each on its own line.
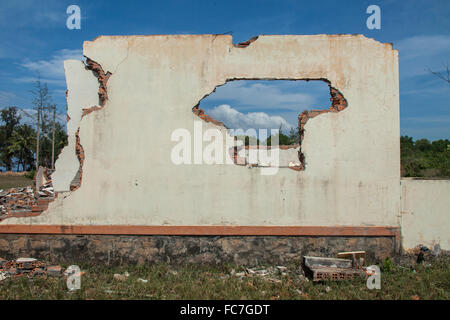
left=0, top=168, right=54, bottom=221
left=0, top=257, right=63, bottom=281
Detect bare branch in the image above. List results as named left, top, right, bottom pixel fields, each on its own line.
left=428, top=62, right=450, bottom=84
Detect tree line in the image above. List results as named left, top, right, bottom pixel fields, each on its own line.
left=401, top=136, right=449, bottom=178
left=0, top=79, right=67, bottom=172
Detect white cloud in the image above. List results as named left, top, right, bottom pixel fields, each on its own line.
left=207, top=81, right=317, bottom=111
left=208, top=104, right=293, bottom=132
left=395, top=35, right=450, bottom=78
left=17, top=49, right=84, bottom=86
left=396, top=35, right=450, bottom=60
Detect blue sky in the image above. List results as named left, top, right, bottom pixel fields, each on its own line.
left=0, top=0, right=449, bottom=140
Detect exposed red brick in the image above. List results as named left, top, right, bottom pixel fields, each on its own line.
left=234, top=36, right=259, bottom=48
left=192, top=105, right=224, bottom=127
left=0, top=177, right=58, bottom=222
left=230, top=146, right=247, bottom=166
left=82, top=106, right=102, bottom=118
left=68, top=58, right=112, bottom=191
left=71, top=128, right=85, bottom=192
left=66, top=90, right=71, bottom=122
left=84, top=58, right=111, bottom=108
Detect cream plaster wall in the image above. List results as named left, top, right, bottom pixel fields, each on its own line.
left=401, top=179, right=450, bottom=250
left=5, top=35, right=401, bottom=228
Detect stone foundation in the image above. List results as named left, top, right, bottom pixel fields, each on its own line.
left=0, top=235, right=397, bottom=266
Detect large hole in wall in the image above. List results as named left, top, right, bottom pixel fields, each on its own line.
left=193, top=80, right=347, bottom=170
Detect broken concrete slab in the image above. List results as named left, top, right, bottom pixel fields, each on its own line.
left=303, top=256, right=353, bottom=269
left=51, top=60, right=100, bottom=192
left=302, top=255, right=367, bottom=282
left=337, top=251, right=366, bottom=269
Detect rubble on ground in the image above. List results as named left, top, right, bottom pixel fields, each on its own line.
left=399, top=244, right=447, bottom=266
left=302, top=251, right=374, bottom=282
left=0, top=257, right=63, bottom=281
left=0, top=167, right=55, bottom=221
left=113, top=271, right=130, bottom=281
left=228, top=265, right=307, bottom=283
left=0, top=186, right=35, bottom=213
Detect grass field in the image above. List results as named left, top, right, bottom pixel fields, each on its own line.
left=0, top=175, right=33, bottom=190
left=0, top=257, right=448, bottom=300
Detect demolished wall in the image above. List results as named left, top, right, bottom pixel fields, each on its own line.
left=1, top=34, right=412, bottom=250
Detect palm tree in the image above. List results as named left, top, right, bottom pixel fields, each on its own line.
left=8, top=124, right=36, bottom=171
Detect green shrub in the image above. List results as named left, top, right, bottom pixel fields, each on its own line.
left=382, top=257, right=393, bottom=273
left=24, top=170, right=35, bottom=180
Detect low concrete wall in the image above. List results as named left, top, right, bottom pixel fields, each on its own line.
left=401, top=179, right=450, bottom=251
left=0, top=234, right=396, bottom=265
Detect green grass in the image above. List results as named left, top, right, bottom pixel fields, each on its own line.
left=1, top=257, right=449, bottom=300
left=0, top=175, right=33, bottom=190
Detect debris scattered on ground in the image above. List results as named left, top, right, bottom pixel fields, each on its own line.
left=47, top=265, right=63, bottom=276
left=137, top=278, right=148, bottom=283
left=0, top=257, right=64, bottom=281
left=228, top=265, right=305, bottom=282
left=399, top=244, right=449, bottom=267
left=0, top=167, right=55, bottom=221
left=113, top=274, right=126, bottom=281
left=432, top=244, right=441, bottom=257
left=406, top=244, right=445, bottom=264
left=113, top=271, right=129, bottom=281
left=0, top=186, right=35, bottom=213
left=303, top=251, right=371, bottom=282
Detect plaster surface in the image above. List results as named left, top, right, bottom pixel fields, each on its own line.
left=5, top=35, right=402, bottom=229
left=52, top=60, right=99, bottom=191
left=401, top=179, right=450, bottom=250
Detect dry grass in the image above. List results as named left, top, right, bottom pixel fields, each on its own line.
left=0, top=257, right=448, bottom=300
left=0, top=175, right=33, bottom=190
